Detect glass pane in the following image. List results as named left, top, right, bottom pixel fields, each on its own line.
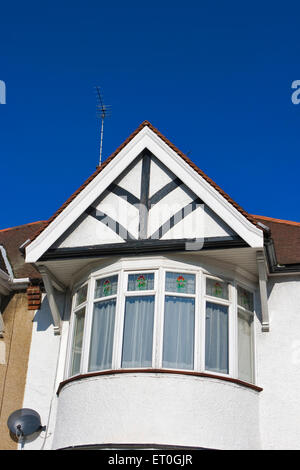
left=206, top=278, right=228, bottom=300
left=127, top=273, right=154, bottom=291
left=89, top=299, right=116, bottom=372
left=122, top=295, right=154, bottom=368
left=165, top=272, right=195, bottom=294
left=238, top=310, right=254, bottom=383
left=95, top=275, right=118, bottom=298
left=70, top=308, right=85, bottom=376
left=75, top=284, right=88, bottom=307
left=237, top=286, right=254, bottom=311
left=163, top=296, right=195, bottom=370
left=205, top=302, right=228, bottom=374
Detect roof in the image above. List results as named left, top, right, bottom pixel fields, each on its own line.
left=253, top=215, right=300, bottom=265
left=0, top=221, right=46, bottom=279
left=2, top=123, right=299, bottom=270
left=27, top=121, right=264, bottom=246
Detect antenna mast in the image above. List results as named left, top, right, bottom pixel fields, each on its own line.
left=96, top=87, right=111, bottom=167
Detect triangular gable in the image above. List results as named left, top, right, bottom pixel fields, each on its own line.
left=25, top=121, right=264, bottom=262
left=53, top=153, right=237, bottom=249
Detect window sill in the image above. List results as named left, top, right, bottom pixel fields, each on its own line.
left=57, top=369, right=263, bottom=395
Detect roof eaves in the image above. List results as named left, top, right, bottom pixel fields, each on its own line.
left=252, top=214, right=300, bottom=227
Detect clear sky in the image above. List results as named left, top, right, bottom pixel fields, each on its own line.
left=1, top=0, right=300, bottom=229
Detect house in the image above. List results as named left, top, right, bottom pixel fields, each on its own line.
left=0, top=120, right=300, bottom=450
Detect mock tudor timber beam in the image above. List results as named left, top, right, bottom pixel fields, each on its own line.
left=39, top=266, right=62, bottom=335
left=256, top=251, right=270, bottom=332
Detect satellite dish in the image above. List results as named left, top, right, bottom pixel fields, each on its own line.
left=7, top=408, right=42, bottom=441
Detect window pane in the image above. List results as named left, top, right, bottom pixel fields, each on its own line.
left=165, top=272, right=195, bottom=294
left=163, top=296, right=195, bottom=370
left=70, top=308, right=85, bottom=376
left=238, top=310, right=254, bottom=383
left=206, top=278, right=229, bottom=300
left=237, top=286, right=254, bottom=311
left=127, top=273, right=154, bottom=291
left=205, top=302, right=228, bottom=374
left=95, top=275, right=118, bottom=298
left=89, top=299, right=116, bottom=371
left=122, top=296, right=154, bottom=368
left=75, top=284, right=88, bottom=307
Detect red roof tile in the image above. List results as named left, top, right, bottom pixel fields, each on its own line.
left=253, top=215, right=300, bottom=265
left=0, top=221, right=46, bottom=279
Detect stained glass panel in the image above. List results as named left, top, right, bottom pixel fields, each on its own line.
left=128, top=273, right=154, bottom=291
left=75, top=284, right=88, bottom=307
left=165, top=272, right=195, bottom=294
left=206, top=278, right=229, bottom=300
left=237, top=286, right=254, bottom=311
left=95, top=275, right=118, bottom=299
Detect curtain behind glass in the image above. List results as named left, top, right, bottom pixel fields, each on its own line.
left=205, top=302, right=228, bottom=374
left=238, top=310, right=253, bottom=383
left=122, top=295, right=154, bottom=368
left=70, top=308, right=85, bottom=376
left=89, top=299, right=116, bottom=371
left=163, top=296, right=195, bottom=370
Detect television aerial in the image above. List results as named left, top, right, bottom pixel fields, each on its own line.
left=95, top=86, right=111, bottom=167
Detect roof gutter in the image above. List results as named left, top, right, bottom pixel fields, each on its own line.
left=0, top=245, right=31, bottom=291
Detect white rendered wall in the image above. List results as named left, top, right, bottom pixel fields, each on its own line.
left=52, top=373, right=260, bottom=450
left=257, top=276, right=300, bottom=450
left=21, top=292, right=68, bottom=450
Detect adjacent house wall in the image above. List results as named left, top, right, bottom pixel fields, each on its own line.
left=0, top=293, right=34, bottom=449
left=21, top=291, right=68, bottom=450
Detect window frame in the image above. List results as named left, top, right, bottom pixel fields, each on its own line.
left=236, top=282, right=256, bottom=384
left=118, top=269, right=158, bottom=370
left=159, top=268, right=199, bottom=371
left=66, top=260, right=257, bottom=385
left=202, top=274, right=234, bottom=378
left=68, top=281, right=89, bottom=377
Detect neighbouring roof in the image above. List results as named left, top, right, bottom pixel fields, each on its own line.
left=253, top=215, right=300, bottom=266
left=27, top=121, right=264, bottom=246
left=0, top=221, right=46, bottom=279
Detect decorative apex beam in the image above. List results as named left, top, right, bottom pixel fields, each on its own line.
left=256, top=251, right=270, bottom=332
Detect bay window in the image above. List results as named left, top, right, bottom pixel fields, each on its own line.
left=67, top=262, right=256, bottom=385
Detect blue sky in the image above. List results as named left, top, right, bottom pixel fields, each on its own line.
left=1, top=1, right=300, bottom=229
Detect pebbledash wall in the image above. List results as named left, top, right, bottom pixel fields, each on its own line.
left=19, top=273, right=300, bottom=450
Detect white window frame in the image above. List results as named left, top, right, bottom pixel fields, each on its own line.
left=236, top=281, right=256, bottom=384
left=117, top=269, right=158, bottom=370
left=159, top=268, right=199, bottom=371
left=202, top=274, right=234, bottom=378
left=65, top=258, right=257, bottom=385
left=68, top=281, right=89, bottom=377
